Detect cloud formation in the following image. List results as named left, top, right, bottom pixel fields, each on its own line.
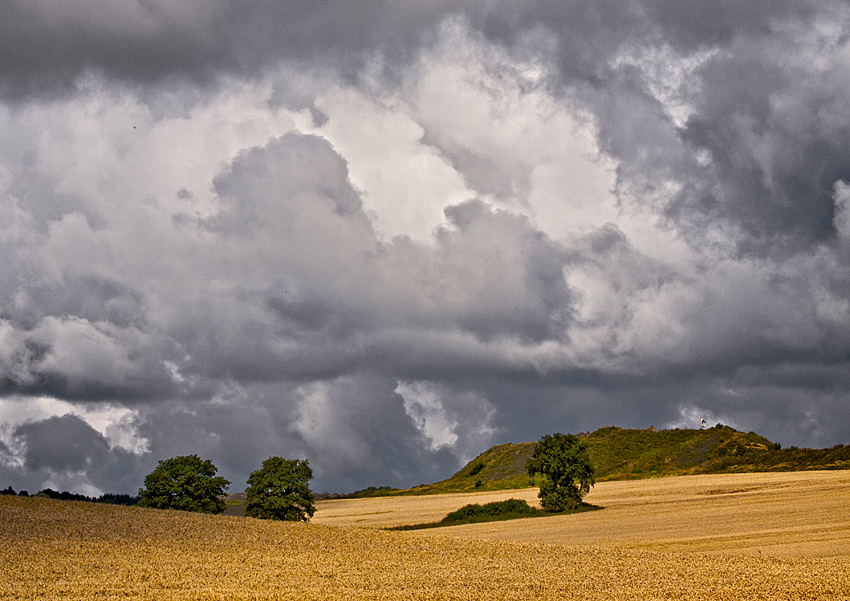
left=1, top=0, right=849, bottom=494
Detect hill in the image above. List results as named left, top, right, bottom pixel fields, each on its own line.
left=348, top=425, right=850, bottom=496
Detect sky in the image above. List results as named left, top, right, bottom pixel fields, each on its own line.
left=1, top=0, right=849, bottom=496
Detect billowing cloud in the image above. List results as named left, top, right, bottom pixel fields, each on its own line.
left=1, top=0, right=849, bottom=495
left=16, top=414, right=112, bottom=472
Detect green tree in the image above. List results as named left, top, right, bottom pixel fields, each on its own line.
left=526, top=433, right=595, bottom=512
left=245, top=457, right=316, bottom=522
left=138, top=455, right=230, bottom=514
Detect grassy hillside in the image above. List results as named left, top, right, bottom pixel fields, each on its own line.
left=585, top=425, right=774, bottom=480
left=354, top=425, right=850, bottom=496
left=585, top=425, right=850, bottom=479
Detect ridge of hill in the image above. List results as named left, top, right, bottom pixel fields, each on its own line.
left=344, top=425, right=850, bottom=497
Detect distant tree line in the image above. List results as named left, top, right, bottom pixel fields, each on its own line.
left=317, top=485, right=396, bottom=500
left=0, top=485, right=140, bottom=505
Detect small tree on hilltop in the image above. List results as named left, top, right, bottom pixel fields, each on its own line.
left=138, top=455, right=230, bottom=514
left=526, top=432, right=595, bottom=512
left=245, top=457, right=316, bottom=522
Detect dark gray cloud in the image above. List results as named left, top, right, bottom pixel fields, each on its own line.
left=672, top=22, right=850, bottom=254
left=15, top=414, right=111, bottom=472
left=1, top=0, right=849, bottom=496
left=0, top=1, right=817, bottom=98
left=6, top=413, right=146, bottom=494
left=133, top=376, right=472, bottom=493
left=0, top=0, right=449, bottom=101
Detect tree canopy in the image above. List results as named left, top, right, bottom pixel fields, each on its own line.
left=245, top=457, right=316, bottom=522
left=526, top=432, right=595, bottom=512
left=138, top=455, right=230, bottom=514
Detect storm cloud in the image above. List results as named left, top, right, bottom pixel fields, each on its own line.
left=1, top=0, right=849, bottom=495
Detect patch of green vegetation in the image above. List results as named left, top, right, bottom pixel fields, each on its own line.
left=706, top=442, right=850, bottom=473
left=388, top=498, right=600, bottom=531
left=441, top=498, right=541, bottom=525
left=468, top=461, right=485, bottom=477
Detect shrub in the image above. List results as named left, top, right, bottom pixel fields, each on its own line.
left=440, top=499, right=538, bottom=526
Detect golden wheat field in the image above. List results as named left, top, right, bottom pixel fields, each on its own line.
left=2, top=471, right=849, bottom=600
left=314, top=470, right=850, bottom=558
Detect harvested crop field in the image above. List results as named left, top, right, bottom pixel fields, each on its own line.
left=313, top=471, right=850, bottom=558
left=313, top=488, right=544, bottom=528
left=442, top=471, right=850, bottom=557
left=2, top=471, right=849, bottom=599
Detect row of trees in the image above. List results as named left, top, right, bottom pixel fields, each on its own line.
left=1, top=486, right=139, bottom=505
left=1, top=486, right=30, bottom=497
left=138, top=455, right=316, bottom=521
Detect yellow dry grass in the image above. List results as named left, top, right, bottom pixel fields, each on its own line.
left=313, top=470, right=850, bottom=558
left=1, top=470, right=849, bottom=600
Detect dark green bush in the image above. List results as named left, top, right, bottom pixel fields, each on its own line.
left=440, top=498, right=538, bottom=525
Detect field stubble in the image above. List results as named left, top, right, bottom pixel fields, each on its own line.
left=2, top=471, right=849, bottom=599
left=314, top=471, right=850, bottom=558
